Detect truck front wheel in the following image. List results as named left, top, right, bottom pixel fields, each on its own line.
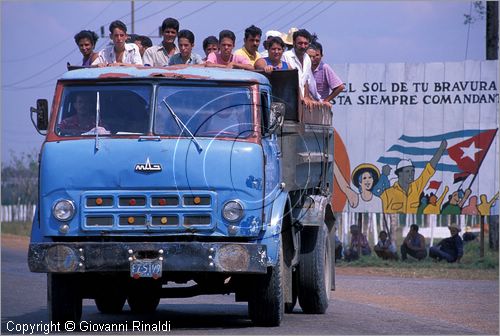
left=248, top=238, right=284, bottom=326
left=47, top=273, right=82, bottom=323
left=298, top=223, right=331, bottom=314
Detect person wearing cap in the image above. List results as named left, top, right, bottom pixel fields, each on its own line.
left=282, top=29, right=323, bottom=105
left=380, top=139, right=447, bottom=214
left=143, top=17, right=180, bottom=66
left=234, top=25, right=262, bottom=66
left=333, top=162, right=382, bottom=212
left=429, top=224, right=464, bottom=263
left=260, top=30, right=282, bottom=58
left=401, top=224, right=427, bottom=261
left=343, top=224, right=371, bottom=262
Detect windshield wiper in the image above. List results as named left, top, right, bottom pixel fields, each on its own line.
left=162, top=98, right=203, bottom=153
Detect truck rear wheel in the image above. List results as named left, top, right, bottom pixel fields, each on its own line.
left=47, top=273, right=82, bottom=323
left=127, top=279, right=161, bottom=314
left=248, top=238, right=284, bottom=326
left=298, top=224, right=331, bottom=314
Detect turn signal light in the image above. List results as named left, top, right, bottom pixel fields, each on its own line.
left=128, top=217, right=135, bottom=224
left=95, top=197, right=103, bottom=206
left=194, top=196, right=201, bottom=204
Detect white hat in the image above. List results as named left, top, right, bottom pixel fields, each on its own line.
left=280, top=27, right=298, bottom=45
left=265, top=30, right=282, bottom=39
left=396, top=159, right=414, bottom=171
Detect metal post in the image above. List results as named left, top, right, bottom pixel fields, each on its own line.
left=486, top=1, right=498, bottom=60
left=480, top=215, right=485, bottom=258
left=131, top=0, right=135, bottom=34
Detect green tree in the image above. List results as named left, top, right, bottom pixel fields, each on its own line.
left=1, top=151, right=39, bottom=205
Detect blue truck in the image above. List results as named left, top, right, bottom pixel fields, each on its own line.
left=28, top=65, right=335, bottom=327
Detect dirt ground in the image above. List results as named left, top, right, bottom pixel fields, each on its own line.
left=3, top=234, right=498, bottom=334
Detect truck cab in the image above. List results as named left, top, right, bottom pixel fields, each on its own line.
left=28, top=65, right=335, bottom=326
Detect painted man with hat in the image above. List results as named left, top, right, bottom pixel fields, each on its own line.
left=429, top=224, right=464, bottom=263
left=380, top=139, right=447, bottom=213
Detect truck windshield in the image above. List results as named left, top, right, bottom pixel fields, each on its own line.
left=55, top=85, right=152, bottom=136
left=155, top=86, right=253, bottom=139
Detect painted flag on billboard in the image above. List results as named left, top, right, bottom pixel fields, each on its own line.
left=427, top=180, right=442, bottom=190
left=447, top=129, right=498, bottom=182
left=377, top=129, right=498, bottom=177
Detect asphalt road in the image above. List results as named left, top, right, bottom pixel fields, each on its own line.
left=1, top=238, right=498, bottom=335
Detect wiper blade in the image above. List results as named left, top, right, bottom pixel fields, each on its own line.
left=162, top=98, right=203, bottom=153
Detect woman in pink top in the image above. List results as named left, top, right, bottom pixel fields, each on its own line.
left=205, top=30, right=253, bottom=70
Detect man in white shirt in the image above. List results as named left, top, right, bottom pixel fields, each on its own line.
left=282, top=29, right=322, bottom=103
left=143, top=17, right=180, bottom=67
left=92, top=20, right=142, bottom=66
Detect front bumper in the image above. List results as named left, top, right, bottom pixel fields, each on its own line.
left=28, top=241, right=268, bottom=274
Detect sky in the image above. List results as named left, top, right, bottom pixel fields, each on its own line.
left=0, top=0, right=487, bottom=165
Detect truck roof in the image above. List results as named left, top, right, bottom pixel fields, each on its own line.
left=60, top=65, right=270, bottom=85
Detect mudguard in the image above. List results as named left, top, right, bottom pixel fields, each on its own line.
left=256, top=191, right=290, bottom=267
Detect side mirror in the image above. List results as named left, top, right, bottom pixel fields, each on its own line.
left=268, top=102, right=285, bottom=134
left=30, top=99, right=49, bottom=135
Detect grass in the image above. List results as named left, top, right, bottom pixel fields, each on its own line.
left=1, top=221, right=32, bottom=236
left=336, top=240, right=499, bottom=280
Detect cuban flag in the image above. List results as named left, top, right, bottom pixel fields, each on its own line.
left=377, top=128, right=498, bottom=188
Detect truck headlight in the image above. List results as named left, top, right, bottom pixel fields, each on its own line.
left=222, top=200, right=244, bottom=222
left=52, top=199, right=75, bottom=221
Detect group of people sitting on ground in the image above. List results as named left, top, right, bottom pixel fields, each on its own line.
left=336, top=223, right=476, bottom=263
left=73, top=18, right=345, bottom=107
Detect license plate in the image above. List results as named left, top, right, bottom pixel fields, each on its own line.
left=130, top=259, right=162, bottom=278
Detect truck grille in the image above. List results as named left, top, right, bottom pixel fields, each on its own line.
left=80, top=191, right=216, bottom=232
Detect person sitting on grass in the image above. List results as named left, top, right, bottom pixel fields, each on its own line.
left=429, top=224, right=463, bottom=263
left=343, top=224, right=371, bottom=262
left=374, top=230, right=398, bottom=260
left=462, top=226, right=477, bottom=243
left=400, top=224, right=427, bottom=261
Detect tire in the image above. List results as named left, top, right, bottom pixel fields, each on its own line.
left=47, top=273, right=82, bottom=323
left=248, top=237, right=284, bottom=326
left=127, top=279, right=161, bottom=314
left=284, top=269, right=298, bottom=313
left=95, top=294, right=126, bottom=314
left=298, top=223, right=331, bottom=314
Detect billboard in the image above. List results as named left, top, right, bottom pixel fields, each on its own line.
left=331, top=61, right=499, bottom=215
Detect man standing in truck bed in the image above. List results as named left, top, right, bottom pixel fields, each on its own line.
left=283, top=29, right=322, bottom=105
left=143, top=18, right=180, bottom=66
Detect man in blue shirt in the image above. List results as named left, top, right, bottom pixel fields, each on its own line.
left=429, top=224, right=464, bottom=263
